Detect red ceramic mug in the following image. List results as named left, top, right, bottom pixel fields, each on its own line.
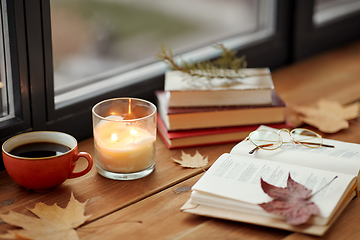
left=2, top=131, right=93, bottom=192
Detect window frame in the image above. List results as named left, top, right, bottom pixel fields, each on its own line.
left=0, top=1, right=31, bottom=140
left=0, top=0, right=33, bottom=169
left=293, top=0, right=360, bottom=61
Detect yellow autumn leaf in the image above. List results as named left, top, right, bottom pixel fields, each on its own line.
left=317, top=99, right=359, bottom=120
left=286, top=99, right=359, bottom=133
left=172, top=150, right=208, bottom=168
left=295, top=105, right=349, bottom=133
left=0, top=192, right=91, bottom=240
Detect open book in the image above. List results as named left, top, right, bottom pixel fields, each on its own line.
left=181, top=125, right=360, bottom=236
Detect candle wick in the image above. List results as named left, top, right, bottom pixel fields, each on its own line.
left=128, top=99, right=132, bottom=116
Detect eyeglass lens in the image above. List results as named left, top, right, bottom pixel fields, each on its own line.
left=249, top=130, right=282, bottom=150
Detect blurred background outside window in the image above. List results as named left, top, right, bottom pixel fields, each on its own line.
left=51, top=0, right=276, bottom=108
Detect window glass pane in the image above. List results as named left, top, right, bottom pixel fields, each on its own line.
left=0, top=43, right=6, bottom=118
left=314, top=0, right=360, bottom=26
left=0, top=1, right=14, bottom=121
left=51, top=0, right=276, bottom=107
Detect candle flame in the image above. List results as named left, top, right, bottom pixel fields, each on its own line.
left=111, top=133, right=118, bottom=142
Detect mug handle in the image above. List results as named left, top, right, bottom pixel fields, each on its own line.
left=69, top=152, right=93, bottom=179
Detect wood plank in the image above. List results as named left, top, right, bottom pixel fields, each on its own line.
left=282, top=196, right=360, bottom=240
left=173, top=220, right=290, bottom=240
left=77, top=174, right=289, bottom=240
left=272, top=40, right=360, bottom=107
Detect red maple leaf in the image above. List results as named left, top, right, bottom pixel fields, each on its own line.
left=259, top=174, right=320, bottom=225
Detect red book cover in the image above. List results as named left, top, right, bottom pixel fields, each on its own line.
left=157, top=113, right=288, bottom=149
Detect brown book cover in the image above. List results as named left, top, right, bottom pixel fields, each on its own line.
left=156, top=91, right=286, bottom=131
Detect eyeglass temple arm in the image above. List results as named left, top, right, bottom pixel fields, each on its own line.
left=249, top=142, right=334, bottom=154
left=249, top=144, right=274, bottom=154
left=296, top=141, right=335, bottom=148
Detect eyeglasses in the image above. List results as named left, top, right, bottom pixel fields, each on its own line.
left=245, top=128, right=334, bottom=154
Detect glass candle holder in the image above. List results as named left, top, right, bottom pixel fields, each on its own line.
left=92, top=98, right=157, bottom=180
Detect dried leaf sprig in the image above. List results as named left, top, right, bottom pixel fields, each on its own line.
left=156, top=43, right=263, bottom=82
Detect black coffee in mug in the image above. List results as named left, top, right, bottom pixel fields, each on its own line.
left=9, top=142, right=71, bottom=158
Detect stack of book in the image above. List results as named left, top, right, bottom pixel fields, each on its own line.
left=156, top=69, right=287, bottom=149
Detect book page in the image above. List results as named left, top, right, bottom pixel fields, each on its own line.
left=192, top=153, right=355, bottom=219
left=230, top=125, right=360, bottom=176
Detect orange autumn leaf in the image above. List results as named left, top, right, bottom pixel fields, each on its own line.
left=0, top=193, right=91, bottom=240
left=172, top=150, right=208, bottom=168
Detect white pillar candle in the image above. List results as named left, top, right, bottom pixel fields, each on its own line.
left=94, top=116, right=156, bottom=173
